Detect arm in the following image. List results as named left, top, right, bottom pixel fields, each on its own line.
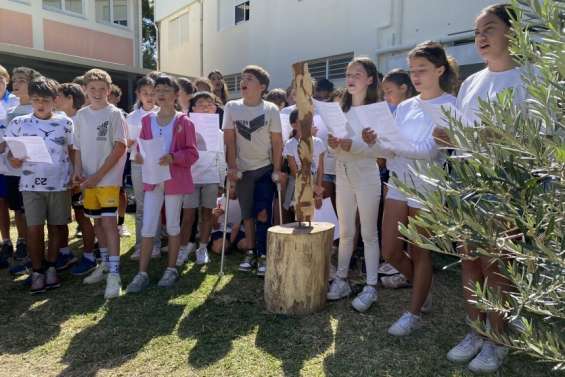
left=170, top=119, right=199, bottom=168
left=224, top=129, right=239, bottom=182
left=381, top=136, right=440, bottom=160
left=271, top=132, right=283, bottom=172
left=287, top=155, right=298, bottom=178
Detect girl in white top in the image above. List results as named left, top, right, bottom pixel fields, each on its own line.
left=126, top=76, right=160, bottom=259
left=363, top=41, right=458, bottom=335
left=326, top=57, right=383, bottom=313
left=438, top=5, right=523, bottom=373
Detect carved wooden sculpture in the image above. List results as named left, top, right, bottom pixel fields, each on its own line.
left=292, top=62, right=315, bottom=224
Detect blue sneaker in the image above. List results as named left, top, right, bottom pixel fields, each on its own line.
left=9, top=260, right=31, bottom=276
left=70, top=257, right=96, bottom=276
left=55, top=252, right=78, bottom=271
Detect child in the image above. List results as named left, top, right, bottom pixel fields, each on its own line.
left=127, top=76, right=161, bottom=260
left=178, top=91, right=225, bottom=266
left=177, top=77, right=194, bottom=113
left=439, top=5, right=524, bottom=373
left=210, top=183, right=246, bottom=254
left=326, top=57, right=383, bottom=313
left=194, top=78, right=213, bottom=93
left=126, top=75, right=198, bottom=293
left=264, top=88, right=288, bottom=111
left=0, top=64, right=19, bottom=268
left=377, top=69, right=416, bottom=289
left=363, top=42, right=458, bottom=333
left=2, top=67, right=41, bottom=273
left=5, top=77, right=73, bottom=293
left=72, top=68, right=128, bottom=299
left=208, top=70, right=229, bottom=105
left=223, top=65, right=283, bottom=277
left=283, top=108, right=325, bottom=212
left=314, top=78, right=335, bottom=101
left=54, top=83, right=99, bottom=274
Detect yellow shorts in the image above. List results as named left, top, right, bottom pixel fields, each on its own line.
left=83, top=186, right=120, bottom=218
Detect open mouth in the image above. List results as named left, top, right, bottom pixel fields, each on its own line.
left=479, top=44, right=490, bottom=51
left=241, top=86, right=248, bottom=91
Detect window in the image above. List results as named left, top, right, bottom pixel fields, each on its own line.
left=168, top=12, right=190, bottom=48
left=234, top=1, right=250, bottom=25
left=43, top=0, right=83, bottom=15
left=305, top=52, right=354, bottom=81
left=224, top=73, right=242, bottom=92
left=96, top=0, right=128, bottom=27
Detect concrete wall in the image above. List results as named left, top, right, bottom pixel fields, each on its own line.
left=156, top=0, right=499, bottom=92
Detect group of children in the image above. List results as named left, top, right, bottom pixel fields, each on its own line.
left=0, top=3, right=527, bottom=373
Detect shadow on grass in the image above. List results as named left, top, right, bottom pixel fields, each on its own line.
left=57, top=262, right=206, bottom=377
left=178, top=255, right=333, bottom=377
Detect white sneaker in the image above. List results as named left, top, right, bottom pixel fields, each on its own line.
left=351, top=285, right=378, bottom=312
left=195, top=246, right=210, bottom=265
left=83, top=263, right=108, bottom=284
left=447, top=331, right=484, bottom=363
left=130, top=247, right=141, bottom=261
left=388, top=312, right=422, bottom=336
left=468, top=341, right=508, bottom=373
left=104, top=272, right=122, bottom=299
left=118, top=225, right=131, bottom=237
left=157, top=268, right=179, bottom=287
left=380, top=274, right=411, bottom=289
left=421, top=292, right=432, bottom=313
left=151, top=246, right=161, bottom=259
left=378, top=262, right=399, bottom=276
left=327, top=278, right=351, bottom=300
left=176, top=244, right=194, bottom=266
left=256, top=255, right=266, bottom=277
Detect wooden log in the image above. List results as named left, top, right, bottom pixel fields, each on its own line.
left=292, top=62, right=315, bottom=223
left=265, top=222, right=334, bottom=315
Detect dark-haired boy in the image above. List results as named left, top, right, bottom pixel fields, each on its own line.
left=223, top=65, right=282, bottom=276
left=4, top=78, right=73, bottom=293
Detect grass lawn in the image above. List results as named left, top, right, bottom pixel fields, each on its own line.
left=0, top=215, right=550, bottom=377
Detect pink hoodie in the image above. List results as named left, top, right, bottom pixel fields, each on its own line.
left=139, top=113, right=199, bottom=195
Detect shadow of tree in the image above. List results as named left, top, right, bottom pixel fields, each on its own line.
left=57, top=263, right=206, bottom=377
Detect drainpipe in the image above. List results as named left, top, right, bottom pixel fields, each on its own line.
left=199, top=0, right=204, bottom=76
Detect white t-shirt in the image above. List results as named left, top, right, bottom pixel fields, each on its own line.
left=1, top=104, right=34, bottom=176
left=74, top=104, right=127, bottom=187
left=215, top=197, right=242, bottom=233
left=0, top=92, right=19, bottom=132
left=126, top=106, right=158, bottom=156
left=6, top=113, right=73, bottom=191
left=222, top=99, right=282, bottom=172
left=387, top=93, right=456, bottom=192
left=283, top=136, right=326, bottom=175
left=457, top=67, right=526, bottom=123
left=149, top=113, right=175, bottom=155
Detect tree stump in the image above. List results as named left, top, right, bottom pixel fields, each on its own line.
left=264, top=222, right=334, bottom=315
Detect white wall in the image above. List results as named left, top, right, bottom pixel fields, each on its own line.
left=156, top=0, right=500, bottom=92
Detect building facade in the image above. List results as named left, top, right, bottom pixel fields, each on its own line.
left=155, top=0, right=499, bottom=97
left=0, top=0, right=145, bottom=106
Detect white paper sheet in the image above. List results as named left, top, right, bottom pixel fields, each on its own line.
left=189, top=113, right=222, bottom=152
left=139, top=138, right=171, bottom=184
left=3, top=136, right=53, bottom=163
left=313, top=99, right=348, bottom=138
left=351, top=101, right=407, bottom=146
left=314, top=197, right=340, bottom=240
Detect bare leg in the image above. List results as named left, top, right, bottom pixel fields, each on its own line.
left=28, top=225, right=44, bottom=271
left=381, top=199, right=412, bottom=280
left=408, top=207, right=433, bottom=315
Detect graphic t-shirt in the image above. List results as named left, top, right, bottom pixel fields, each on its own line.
left=74, top=104, right=127, bottom=187
left=6, top=113, right=73, bottom=191
left=222, top=99, right=282, bottom=172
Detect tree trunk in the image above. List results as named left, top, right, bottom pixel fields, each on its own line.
left=264, top=222, right=334, bottom=315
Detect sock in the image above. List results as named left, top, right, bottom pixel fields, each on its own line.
left=83, top=252, right=95, bottom=262
left=59, top=247, right=71, bottom=255
left=99, top=248, right=109, bottom=264
left=166, top=266, right=177, bottom=273
left=139, top=271, right=148, bottom=278
left=118, top=216, right=125, bottom=226
left=199, top=242, right=207, bottom=250
left=108, top=256, right=120, bottom=274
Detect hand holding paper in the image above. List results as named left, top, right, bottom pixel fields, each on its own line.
left=3, top=136, right=53, bottom=164
left=139, top=138, right=171, bottom=184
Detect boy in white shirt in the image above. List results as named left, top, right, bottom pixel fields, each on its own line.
left=73, top=69, right=127, bottom=299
